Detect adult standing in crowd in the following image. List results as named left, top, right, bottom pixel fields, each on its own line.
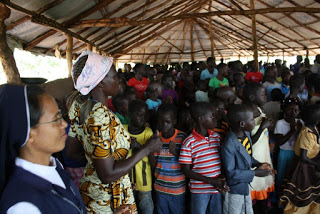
left=311, top=54, right=320, bottom=74
left=66, top=51, right=162, bottom=214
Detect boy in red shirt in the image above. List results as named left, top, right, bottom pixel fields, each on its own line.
left=127, top=63, right=149, bottom=100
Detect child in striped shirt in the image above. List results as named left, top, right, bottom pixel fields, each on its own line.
left=149, top=104, right=187, bottom=214
left=179, top=102, right=228, bottom=214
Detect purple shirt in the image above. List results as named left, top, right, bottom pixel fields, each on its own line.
left=161, top=89, right=179, bottom=104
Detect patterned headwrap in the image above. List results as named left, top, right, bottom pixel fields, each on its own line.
left=0, top=85, right=30, bottom=194
left=72, top=51, right=113, bottom=95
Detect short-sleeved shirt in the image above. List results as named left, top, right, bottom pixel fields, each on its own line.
left=208, top=77, right=229, bottom=91
left=179, top=129, right=221, bottom=194
left=274, top=119, right=300, bottom=151
left=161, top=89, right=179, bottom=104
left=145, top=99, right=162, bottom=111
left=68, top=100, right=136, bottom=213
left=280, top=82, right=290, bottom=95
left=195, top=90, right=209, bottom=102
left=294, top=126, right=320, bottom=158
left=245, top=71, right=263, bottom=83
left=263, top=81, right=281, bottom=101
left=200, top=68, right=218, bottom=80
left=124, top=125, right=153, bottom=192
left=154, top=129, right=187, bottom=195
left=127, top=77, right=149, bottom=100
left=116, top=112, right=130, bottom=125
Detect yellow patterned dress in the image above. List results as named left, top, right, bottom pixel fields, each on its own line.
left=68, top=100, right=136, bottom=214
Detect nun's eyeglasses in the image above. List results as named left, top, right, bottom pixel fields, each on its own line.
left=37, top=110, right=63, bottom=126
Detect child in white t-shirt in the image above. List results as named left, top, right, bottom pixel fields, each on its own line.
left=274, top=98, right=302, bottom=189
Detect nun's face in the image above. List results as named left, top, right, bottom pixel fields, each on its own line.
left=31, top=94, right=67, bottom=155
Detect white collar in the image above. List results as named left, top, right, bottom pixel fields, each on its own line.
left=15, top=157, right=66, bottom=189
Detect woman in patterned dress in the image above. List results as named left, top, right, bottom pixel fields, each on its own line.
left=66, top=51, right=162, bottom=214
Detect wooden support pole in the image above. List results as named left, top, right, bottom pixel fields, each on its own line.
left=190, top=20, right=195, bottom=62
left=87, top=44, right=92, bottom=51
left=282, top=50, right=285, bottom=62
left=306, top=49, right=309, bottom=58
left=0, top=3, right=21, bottom=84
left=66, top=34, right=73, bottom=77
left=208, top=1, right=214, bottom=58
left=250, top=0, right=258, bottom=71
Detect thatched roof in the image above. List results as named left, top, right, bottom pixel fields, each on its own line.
left=2, top=0, right=320, bottom=64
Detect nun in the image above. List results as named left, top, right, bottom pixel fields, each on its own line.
left=0, top=84, right=86, bottom=213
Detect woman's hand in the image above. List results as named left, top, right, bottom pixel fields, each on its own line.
left=145, top=132, right=163, bottom=154
left=114, top=204, right=134, bottom=214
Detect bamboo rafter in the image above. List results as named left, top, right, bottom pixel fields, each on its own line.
left=103, top=0, right=205, bottom=54
left=114, top=46, right=319, bottom=56
left=6, top=0, right=64, bottom=31
left=131, top=0, right=208, bottom=60
left=239, top=0, right=320, bottom=54
left=72, top=7, right=320, bottom=28
left=99, top=0, right=194, bottom=51
left=208, top=1, right=298, bottom=51
left=65, top=0, right=190, bottom=57
left=2, top=0, right=95, bottom=48
left=13, top=0, right=116, bottom=50
left=48, top=0, right=142, bottom=55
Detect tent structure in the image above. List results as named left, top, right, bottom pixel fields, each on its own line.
left=0, top=0, right=320, bottom=83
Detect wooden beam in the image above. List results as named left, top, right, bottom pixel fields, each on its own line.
left=159, top=35, right=183, bottom=52
left=0, top=3, right=21, bottom=84
left=194, top=22, right=208, bottom=59
left=195, top=18, right=224, bottom=57
left=97, top=0, right=193, bottom=50
left=48, top=0, right=142, bottom=55
left=94, top=0, right=107, bottom=17
left=190, top=20, right=195, bottom=62
left=72, top=7, right=320, bottom=28
left=7, top=0, right=64, bottom=31
left=229, top=0, right=243, bottom=10
left=46, top=28, right=88, bottom=54
left=208, top=1, right=214, bottom=58
left=114, top=46, right=312, bottom=56
left=103, top=0, right=203, bottom=54
left=63, top=0, right=116, bottom=27
left=66, top=35, right=73, bottom=77
left=179, top=21, right=189, bottom=63
left=210, top=1, right=289, bottom=55
left=111, top=21, right=182, bottom=55
left=158, top=24, right=186, bottom=63
left=250, top=0, right=258, bottom=70
left=154, top=49, right=159, bottom=64
left=2, top=0, right=95, bottom=51
left=255, top=0, right=320, bottom=54
left=3, top=0, right=115, bottom=50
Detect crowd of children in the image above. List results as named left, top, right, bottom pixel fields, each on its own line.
left=62, top=55, right=320, bottom=214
